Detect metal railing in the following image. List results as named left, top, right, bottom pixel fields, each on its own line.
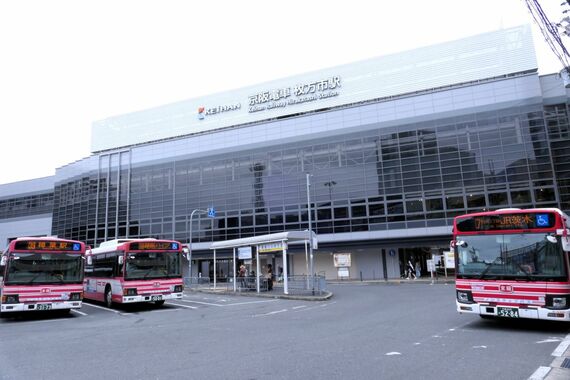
left=184, top=276, right=211, bottom=289
left=184, top=274, right=328, bottom=296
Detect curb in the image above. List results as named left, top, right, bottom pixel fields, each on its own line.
left=185, top=288, right=333, bottom=301
left=541, top=334, right=570, bottom=380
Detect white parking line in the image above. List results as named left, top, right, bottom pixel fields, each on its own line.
left=166, top=302, right=198, bottom=309
left=180, top=299, right=224, bottom=307
left=223, top=299, right=278, bottom=306
left=292, top=305, right=307, bottom=310
left=71, top=309, right=88, bottom=316
left=253, top=309, right=287, bottom=317
left=82, top=303, right=122, bottom=314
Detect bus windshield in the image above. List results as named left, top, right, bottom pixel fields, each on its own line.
left=5, top=252, right=83, bottom=285
left=456, top=233, right=567, bottom=280
left=125, top=251, right=181, bottom=280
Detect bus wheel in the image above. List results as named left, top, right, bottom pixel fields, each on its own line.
left=154, top=300, right=165, bottom=307
left=104, top=287, right=113, bottom=308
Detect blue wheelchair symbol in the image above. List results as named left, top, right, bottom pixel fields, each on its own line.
left=536, top=214, right=549, bottom=227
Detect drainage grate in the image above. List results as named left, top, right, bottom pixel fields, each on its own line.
left=562, top=358, right=570, bottom=369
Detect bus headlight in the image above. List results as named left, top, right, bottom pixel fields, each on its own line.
left=1, top=294, right=19, bottom=304
left=70, top=292, right=82, bottom=301
left=174, top=285, right=183, bottom=293
left=123, top=288, right=138, bottom=296
left=457, top=290, right=473, bottom=304
left=546, top=295, right=570, bottom=310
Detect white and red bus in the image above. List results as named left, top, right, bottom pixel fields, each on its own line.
left=0, top=237, right=86, bottom=314
left=454, top=208, right=570, bottom=321
left=84, top=239, right=183, bottom=308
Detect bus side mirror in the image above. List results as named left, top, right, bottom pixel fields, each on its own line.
left=118, top=256, right=124, bottom=265
left=456, top=240, right=467, bottom=248
left=0, top=256, right=6, bottom=267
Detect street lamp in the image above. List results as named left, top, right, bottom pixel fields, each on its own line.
left=306, top=173, right=315, bottom=294
left=324, top=179, right=337, bottom=204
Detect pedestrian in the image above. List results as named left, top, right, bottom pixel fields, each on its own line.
left=407, top=260, right=416, bottom=280
left=415, top=261, right=421, bottom=279
left=238, top=264, right=246, bottom=289
left=266, top=264, right=273, bottom=291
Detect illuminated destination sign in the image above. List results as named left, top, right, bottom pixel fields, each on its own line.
left=455, top=212, right=556, bottom=232
left=248, top=75, right=341, bottom=113
left=129, top=241, right=180, bottom=251
left=14, top=240, right=82, bottom=251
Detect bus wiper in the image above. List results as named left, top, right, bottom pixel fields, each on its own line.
left=478, top=262, right=493, bottom=279
left=515, top=264, right=533, bottom=280
left=142, top=268, right=155, bottom=279
left=27, top=272, right=43, bottom=284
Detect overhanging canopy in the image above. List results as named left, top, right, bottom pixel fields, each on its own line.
left=209, top=231, right=314, bottom=250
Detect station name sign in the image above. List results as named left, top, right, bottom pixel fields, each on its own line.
left=247, top=75, right=341, bottom=113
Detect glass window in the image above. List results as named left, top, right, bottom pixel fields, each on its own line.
left=446, top=196, right=464, bottom=209
left=511, top=190, right=531, bottom=204
left=334, top=207, right=348, bottom=219
left=535, top=188, right=555, bottom=203
left=387, top=202, right=404, bottom=215
left=406, top=200, right=423, bottom=213
left=351, top=205, right=367, bottom=217
left=488, top=192, right=508, bottom=206
left=426, top=198, right=443, bottom=211
left=466, top=194, right=486, bottom=208
left=368, top=203, right=385, bottom=216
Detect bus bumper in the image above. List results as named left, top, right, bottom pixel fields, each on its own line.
left=457, top=301, right=570, bottom=321
left=1, top=301, right=82, bottom=313
left=122, top=292, right=183, bottom=304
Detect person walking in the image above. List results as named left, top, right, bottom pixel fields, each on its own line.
left=266, top=264, right=273, bottom=291
left=407, top=260, right=416, bottom=280
left=415, top=260, right=421, bottom=279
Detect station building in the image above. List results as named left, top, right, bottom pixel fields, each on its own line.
left=1, top=25, right=569, bottom=280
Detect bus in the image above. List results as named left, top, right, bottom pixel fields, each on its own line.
left=454, top=208, right=570, bottom=321
left=84, top=239, right=184, bottom=308
left=0, top=237, right=86, bottom=314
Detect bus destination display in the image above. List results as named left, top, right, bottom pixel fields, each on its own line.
left=14, top=240, right=82, bottom=251
left=129, top=242, right=179, bottom=250
left=456, top=212, right=555, bottom=232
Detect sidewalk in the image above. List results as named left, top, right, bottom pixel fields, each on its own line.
left=536, top=334, right=570, bottom=380
left=185, top=285, right=333, bottom=301
left=327, top=277, right=455, bottom=285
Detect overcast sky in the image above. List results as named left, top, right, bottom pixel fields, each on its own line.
left=0, top=0, right=564, bottom=185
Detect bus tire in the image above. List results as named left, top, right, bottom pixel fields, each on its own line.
left=154, top=300, right=165, bottom=306
left=104, top=286, right=113, bottom=308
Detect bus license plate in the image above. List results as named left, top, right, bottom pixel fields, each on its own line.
left=36, top=304, right=52, bottom=311
left=497, top=307, right=519, bottom=318
left=151, top=295, right=162, bottom=301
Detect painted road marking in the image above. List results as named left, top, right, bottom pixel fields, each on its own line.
left=253, top=309, right=287, bottom=317
left=166, top=302, right=198, bottom=309
left=71, top=309, right=88, bottom=316
left=552, top=334, right=570, bottom=357
left=528, top=366, right=550, bottom=380
left=82, top=302, right=122, bottom=314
